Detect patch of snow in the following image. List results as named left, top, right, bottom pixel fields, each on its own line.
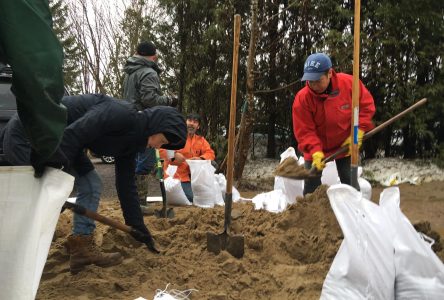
left=362, top=158, right=444, bottom=185
left=242, top=157, right=444, bottom=186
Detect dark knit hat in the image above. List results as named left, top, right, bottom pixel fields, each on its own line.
left=136, top=41, right=156, bottom=56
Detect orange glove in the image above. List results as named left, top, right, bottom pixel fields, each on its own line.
left=312, top=151, right=326, bottom=171
left=341, top=129, right=365, bottom=156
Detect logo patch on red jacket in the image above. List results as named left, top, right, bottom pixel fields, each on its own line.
left=340, top=104, right=350, bottom=110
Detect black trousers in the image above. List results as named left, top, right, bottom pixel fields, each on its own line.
left=303, top=156, right=360, bottom=195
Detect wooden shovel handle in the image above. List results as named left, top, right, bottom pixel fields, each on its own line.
left=310, top=97, right=428, bottom=172
left=226, top=14, right=241, bottom=194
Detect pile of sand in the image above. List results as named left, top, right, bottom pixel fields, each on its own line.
left=37, top=186, right=342, bottom=300
left=37, top=185, right=444, bottom=300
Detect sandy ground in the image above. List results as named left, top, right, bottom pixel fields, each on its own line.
left=36, top=160, right=444, bottom=300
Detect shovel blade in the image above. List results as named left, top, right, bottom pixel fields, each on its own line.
left=226, top=235, right=245, bottom=258
left=154, top=208, right=175, bottom=219
left=206, top=231, right=245, bottom=258
left=206, top=232, right=222, bottom=255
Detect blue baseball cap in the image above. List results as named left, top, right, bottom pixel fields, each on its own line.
left=301, top=53, right=332, bottom=81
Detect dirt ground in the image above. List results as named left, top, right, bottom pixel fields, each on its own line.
left=36, top=161, right=444, bottom=300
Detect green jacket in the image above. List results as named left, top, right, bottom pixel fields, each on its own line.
left=123, top=56, right=172, bottom=110
left=0, top=0, right=66, bottom=165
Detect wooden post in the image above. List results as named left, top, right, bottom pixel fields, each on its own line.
left=351, top=0, right=361, bottom=190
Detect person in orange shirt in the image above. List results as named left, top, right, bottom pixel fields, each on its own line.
left=161, top=113, right=215, bottom=202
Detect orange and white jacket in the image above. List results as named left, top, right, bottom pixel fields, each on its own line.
left=160, top=134, right=215, bottom=182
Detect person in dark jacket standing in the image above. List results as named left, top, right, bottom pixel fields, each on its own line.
left=123, top=41, right=179, bottom=205
left=1, top=94, right=186, bottom=273
left=292, top=53, right=375, bottom=195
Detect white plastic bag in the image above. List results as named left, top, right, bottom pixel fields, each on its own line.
left=0, top=166, right=74, bottom=300
left=214, top=173, right=240, bottom=205
left=321, top=161, right=341, bottom=186
left=164, top=165, right=191, bottom=206
left=321, top=184, right=395, bottom=300
left=358, top=177, right=372, bottom=200
left=379, top=187, right=444, bottom=299
left=273, top=147, right=304, bottom=205
left=164, top=177, right=191, bottom=206
left=252, top=189, right=287, bottom=213
left=187, top=160, right=219, bottom=208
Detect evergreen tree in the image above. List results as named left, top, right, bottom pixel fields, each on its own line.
left=50, top=0, right=82, bottom=94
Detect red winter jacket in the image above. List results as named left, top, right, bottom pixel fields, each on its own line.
left=292, top=70, right=375, bottom=161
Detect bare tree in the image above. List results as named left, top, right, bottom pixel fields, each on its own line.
left=233, top=0, right=259, bottom=180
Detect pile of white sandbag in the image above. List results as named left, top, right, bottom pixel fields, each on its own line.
left=321, top=185, right=444, bottom=299
left=164, top=160, right=240, bottom=208
left=252, top=147, right=372, bottom=213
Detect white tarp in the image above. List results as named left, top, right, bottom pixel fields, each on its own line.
left=0, top=166, right=74, bottom=300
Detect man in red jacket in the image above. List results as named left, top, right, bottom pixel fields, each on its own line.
left=161, top=113, right=215, bottom=202
left=292, top=53, right=375, bottom=195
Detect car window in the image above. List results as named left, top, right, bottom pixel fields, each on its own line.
left=0, top=81, right=16, bottom=110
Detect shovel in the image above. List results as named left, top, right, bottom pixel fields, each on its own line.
left=275, top=97, right=428, bottom=180
left=62, top=201, right=160, bottom=253
left=153, top=149, right=174, bottom=219
left=206, top=14, right=244, bottom=259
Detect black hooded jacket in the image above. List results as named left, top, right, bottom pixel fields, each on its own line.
left=1, top=94, right=186, bottom=232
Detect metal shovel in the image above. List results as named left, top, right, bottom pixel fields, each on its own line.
left=206, top=14, right=244, bottom=259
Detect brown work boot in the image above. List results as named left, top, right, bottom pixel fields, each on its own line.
left=67, top=235, right=123, bottom=274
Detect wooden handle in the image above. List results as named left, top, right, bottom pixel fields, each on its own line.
left=63, top=202, right=132, bottom=233
left=351, top=0, right=361, bottom=170
left=226, top=14, right=241, bottom=194
left=319, top=97, right=428, bottom=166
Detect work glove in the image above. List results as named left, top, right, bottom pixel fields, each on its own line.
left=341, top=129, right=365, bottom=156
left=170, top=96, right=179, bottom=107
left=30, top=147, right=70, bottom=178
left=312, top=151, right=326, bottom=171
left=130, top=225, right=160, bottom=254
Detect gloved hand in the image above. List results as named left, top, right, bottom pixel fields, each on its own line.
left=30, top=147, right=70, bottom=178
left=170, top=96, right=179, bottom=107
left=341, top=129, right=365, bottom=156
left=312, top=151, right=326, bottom=171
left=129, top=225, right=160, bottom=254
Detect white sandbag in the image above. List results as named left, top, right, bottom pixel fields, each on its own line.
left=0, top=166, right=74, bottom=300
left=164, top=177, right=191, bottom=206
left=165, top=165, right=178, bottom=177
left=379, top=187, right=444, bottom=299
left=252, top=189, right=287, bottom=213
left=214, top=173, right=240, bottom=204
left=358, top=177, right=372, bottom=200
left=187, top=160, right=219, bottom=208
left=321, top=184, right=395, bottom=300
left=274, top=147, right=304, bottom=204
left=164, top=165, right=191, bottom=206
left=212, top=175, right=225, bottom=206
left=321, top=161, right=341, bottom=186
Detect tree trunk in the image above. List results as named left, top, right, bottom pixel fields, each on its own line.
left=233, top=0, right=258, bottom=180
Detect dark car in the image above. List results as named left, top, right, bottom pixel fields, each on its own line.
left=0, top=64, right=115, bottom=164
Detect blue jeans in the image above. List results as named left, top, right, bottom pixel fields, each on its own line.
left=72, top=169, right=103, bottom=235
left=303, top=156, right=360, bottom=195
left=181, top=182, right=193, bottom=203
left=135, top=148, right=156, bottom=175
